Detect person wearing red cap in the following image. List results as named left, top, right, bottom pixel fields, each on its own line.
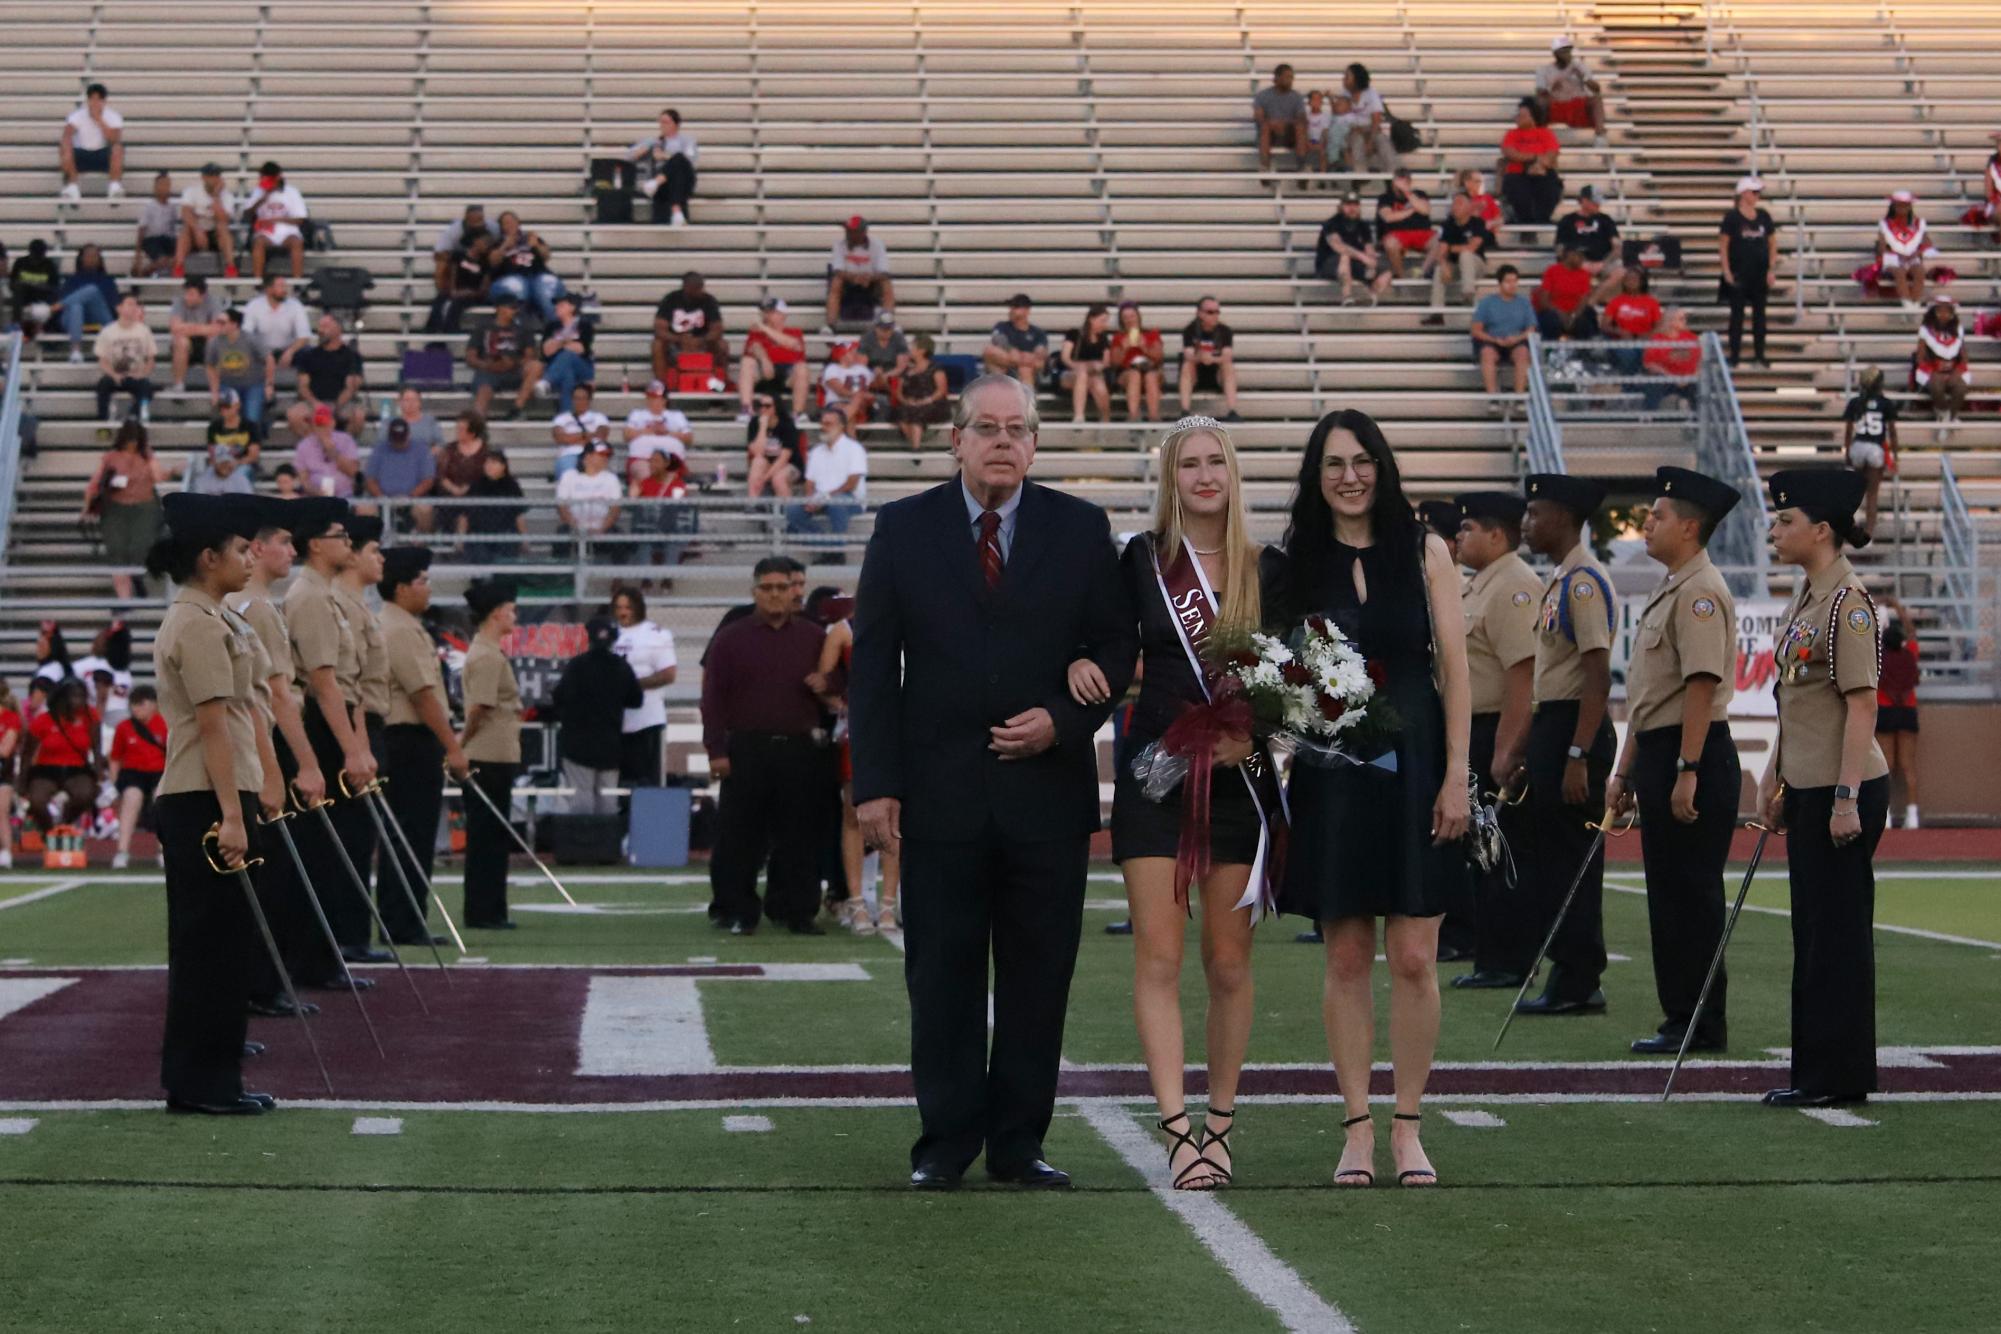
left=293, top=403, right=361, bottom=498
left=825, top=217, right=894, bottom=333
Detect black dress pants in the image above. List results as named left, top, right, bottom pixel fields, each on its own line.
left=649, top=154, right=696, bottom=220
left=1632, top=722, right=1739, bottom=1043
left=1783, top=778, right=1888, bottom=1097
left=378, top=723, right=444, bottom=941
left=463, top=762, right=519, bottom=926
left=158, top=789, right=257, bottom=1104
left=1725, top=278, right=1769, bottom=362
left=1467, top=712, right=1535, bottom=975
left=1524, top=702, right=1614, bottom=1000
left=902, top=824, right=1089, bottom=1175
left=266, top=701, right=366, bottom=981
left=619, top=725, right=664, bottom=789
left=711, top=733, right=820, bottom=928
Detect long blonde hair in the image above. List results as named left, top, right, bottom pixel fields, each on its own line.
left=1153, top=418, right=1261, bottom=630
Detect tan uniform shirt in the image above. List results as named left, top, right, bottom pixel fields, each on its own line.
left=284, top=564, right=361, bottom=706
left=335, top=581, right=392, bottom=720
left=462, top=634, right=523, bottom=764
left=380, top=602, right=445, bottom=728
left=1625, top=550, right=1736, bottom=734
left=1776, top=555, right=1889, bottom=790
left=153, top=584, right=264, bottom=796
left=1463, top=551, right=1542, bottom=715
left=1533, top=541, right=1618, bottom=704
left=229, top=606, right=278, bottom=729
left=231, top=590, right=295, bottom=685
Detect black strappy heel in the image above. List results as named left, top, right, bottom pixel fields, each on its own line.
left=1334, top=1112, right=1375, bottom=1187
left=1159, top=1111, right=1217, bottom=1191
left=1198, top=1107, right=1235, bottom=1188
left=1392, top=1112, right=1438, bottom=1187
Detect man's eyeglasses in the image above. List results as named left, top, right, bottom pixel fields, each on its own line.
left=965, top=420, right=1033, bottom=442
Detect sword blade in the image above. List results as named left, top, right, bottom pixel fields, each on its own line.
left=310, top=803, right=430, bottom=1015
left=1494, top=822, right=1609, bottom=1051
left=269, top=816, right=387, bottom=1059
left=358, top=793, right=454, bottom=981
left=231, top=865, right=335, bottom=1095
left=463, top=770, right=578, bottom=906
left=368, top=788, right=467, bottom=955
left=1662, top=827, right=1772, bottom=1102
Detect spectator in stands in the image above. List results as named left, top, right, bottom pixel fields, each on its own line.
left=205, top=387, right=263, bottom=477
left=271, top=463, right=300, bottom=499
left=1915, top=296, right=1970, bottom=430
left=296, top=403, right=362, bottom=498
left=552, top=382, right=613, bottom=479
left=1470, top=264, right=1536, bottom=401
left=131, top=172, right=180, bottom=278
left=488, top=211, right=566, bottom=321
left=1876, top=592, right=1921, bottom=829
left=105, top=684, right=165, bottom=868
left=186, top=442, right=254, bottom=497
left=825, top=216, right=895, bottom=333
left=204, top=307, right=269, bottom=425
left=54, top=244, right=119, bottom=364
left=82, top=419, right=171, bottom=599
left=245, top=160, right=309, bottom=280
left=556, top=440, right=622, bottom=552
left=94, top=292, right=158, bottom=422
left=1178, top=296, right=1241, bottom=420
left=552, top=616, right=642, bottom=815
left=1315, top=190, right=1379, bottom=305
left=1602, top=267, right=1663, bottom=373
left=10, top=239, right=61, bottom=341
left=1718, top=175, right=1779, bottom=368
left=242, top=274, right=311, bottom=394
left=0, top=681, right=18, bottom=869
left=1639, top=307, right=1701, bottom=412
left=365, top=416, right=439, bottom=531
left=1554, top=184, right=1624, bottom=303
left=435, top=411, right=491, bottom=531
left=1534, top=37, right=1607, bottom=143
left=1111, top=300, right=1165, bottom=424
left=1980, top=131, right=2001, bottom=245
left=623, top=379, right=694, bottom=483
left=465, top=447, right=528, bottom=560
left=1534, top=247, right=1599, bottom=342
left=1253, top=64, right=1311, bottom=174
left=1375, top=169, right=1434, bottom=296
left=165, top=275, right=222, bottom=395
left=59, top=83, right=125, bottom=201
left=466, top=296, right=541, bottom=419
left=859, top=309, right=910, bottom=392
left=632, top=447, right=694, bottom=570
left=820, top=341, right=877, bottom=426
left=891, top=334, right=951, bottom=446
left=746, top=392, right=802, bottom=498
left=1422, top=191, right=1492, bottom=324
left=651, top=271, right=727, bottom=384
left=535, top=293, right=596, bottom=406
left=432, top=204, right=498, bottom=294
left=1061, top=304, right=1114, bottom=424
left=173, top=163, right=240, bottom=279
left=23, top=679, right=101, bottom=838
left=1842, top=366, right=1898, bottom=535
left=286, top=312, right=366, bottom=438
left=1304, top=90, right=1334, bottom=175
left=787, top=409, right=868, bottom=546
left=740, top=297, right=812, bottom=423
left=389, top=384, right=443, bottom=456
left=1458, top=167, right=1502, bottom=228
left=1500, top=98, right=1563, bottom=225
left=1877, top=191, right=1937, bottom=312
left=629, top=108, right=699, bottom=227
left=1341, top=63, right=1396, bottom=174
left=982, top=293, right=1050, bottom=387
left=426, top=229, right=492, bottom=334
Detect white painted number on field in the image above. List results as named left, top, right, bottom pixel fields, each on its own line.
left=1800, top=1107, right=1877, bottom=1128
left=724, top=1115, right=774, bottom=1133
left=1442, top=1109, right=1508, bottom=1129
left=575, top=965, right=871, bottom=1077
left=0, top=1117, right=38, bottom=1135
left=351, top=1116, right=405, bottom=1136
left=0, top=977, right=76, bottom=1024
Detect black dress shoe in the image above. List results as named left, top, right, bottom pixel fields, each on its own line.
left=246, top=995, right=320, bottom=1018
left=988, top=1158, right=1071, bottom=1189
left=1761, top=1088, right=1869, bottom=1108
left=1451, top=970, right=1526, bottom=990
left=302, top=973, right=377, bottom=992
left=1631, top=1032, right=1725, bottom=1055
left=166, top=1095, right=267, bottom=1116
left=788, top=920, right=827, bottom=936
left=1514, top=989, right=1607, bottom=1017
left=342, top=946, right=393, bottom=964
left=1436, top=942, right=1475, bottom=963
left=1104, top=919, right=1133, bottom=936
left=242, top=1091, right=278, bottom=1110
left=909, top=1163, right=963, bottom=1191
left=242, top=1040, right=266, bottom=1058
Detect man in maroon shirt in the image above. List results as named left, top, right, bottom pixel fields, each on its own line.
left=1534, top=246, right=1601, bottom=342
left=699, top=555, right=830, bottom=934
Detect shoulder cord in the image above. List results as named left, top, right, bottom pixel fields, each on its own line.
left=1824, top=585, right=1884, bottom=685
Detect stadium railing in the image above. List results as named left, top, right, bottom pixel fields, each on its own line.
left=0, top=331, right=26, bottom=565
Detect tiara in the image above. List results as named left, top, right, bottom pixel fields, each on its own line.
left=1168, top=414, right=1225, bottom=434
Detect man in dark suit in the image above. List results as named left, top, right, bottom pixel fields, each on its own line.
left=851, top=374, right=1135, bottom=1191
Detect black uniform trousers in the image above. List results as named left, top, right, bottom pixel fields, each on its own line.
left=463, top=762, right=519, bottom=926
left=279, top=698, right=377, bottom=958
left=710, top=733, right=821, bottom=928
left=378, top=723, right=444, bottom=942
left=1633, top=722, right=1740, bottom=1043
left=619, top=724, right=664, bottom=788
left=902, top=824, right=1088, bottom=1175
left=158, top=789, right=258, bottom=1104
left=1468, top=712, right=1535, bottom=976
left=1783, top=778, right=1888, bottom=1097
left=1724, top=276, right=1769, bottom=363
left=1524, top=701, right=1615, bottom=1001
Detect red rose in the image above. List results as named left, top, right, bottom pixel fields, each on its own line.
left=1317, top=693, right=1347, bottom=724
left=1280, top=662, right=1313, bottom=687
left=1365, top=659, right=1389, bottom=688
left=1228, top=649, right=1260, bottom=669
left=1305, top=614, right=1330, bottom=635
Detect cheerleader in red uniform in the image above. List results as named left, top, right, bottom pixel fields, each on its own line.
left=1875, top=191, right=1937, bottom=311
left=1913, top=295, right=1969, bottom=430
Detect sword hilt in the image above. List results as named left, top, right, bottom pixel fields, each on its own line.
left=1587, top=808, right=1637, bottom=837
left=256, top=808, right=294, bottom=827
left=289, top=777, right=336, bottom=814
left=202, top=823, right=265, bottom=874
left=338, top=769, right=385, bottom=800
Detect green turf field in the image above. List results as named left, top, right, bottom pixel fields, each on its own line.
left=2, top=862, right=1997, bottom=1333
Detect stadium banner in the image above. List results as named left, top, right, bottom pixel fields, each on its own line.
left=1611, top=596, right=1784, bottom=718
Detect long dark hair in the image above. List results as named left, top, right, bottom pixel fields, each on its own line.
left=1280, top=409, right=1424, bottom=607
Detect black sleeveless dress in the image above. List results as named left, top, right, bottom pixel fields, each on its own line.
left=1271, top=537, right=1469, bottom=921
left=1109, top=533, right=1266, bottom=866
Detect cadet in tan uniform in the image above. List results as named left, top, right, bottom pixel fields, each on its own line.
left=147, top=492, right=284, bottom=1115
left=1607, top=468, right=1741, bottom=1054
left=1758, top=468, right=1888, bottom=1108
left=1450, top=491, right=1542, bottom=989
left=334, top=514, right=389, bottom=939
left=1509, top=473, right=1616, bottom=1016
left=376, top=546, right=469, bottom=943
left=461, top=577, right=523, bottom=929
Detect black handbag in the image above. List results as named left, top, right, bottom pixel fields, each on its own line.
left=1387, top=108, right=1423, bottom=155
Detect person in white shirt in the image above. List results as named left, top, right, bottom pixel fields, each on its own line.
left=610, top=587, right=679, bottom=789
left=1535, top=37, right=1607, bottom=140
left=556, top=440, right=623, bottom=547
left=785, top=409, right=868, bottom=544
left=623, top=379, right=694, bottom=482
left=245, top=160, right=310, bottom=280
left=175, top=163, right=239, bottom=277
left=1304, top=90, right=1335, bottom=175
left=626, top=108, right=700, bottom=227
left=60, top=83, right=125, bottom=200
left=551, top=383, right=613, bottom=479
left=819, top=343, right=877, bottom=426
left=242, top=275, right=312, bottom=395
left=825, top=217, right=895, bottom=332
left=1341, top=63, right=1397, bottom=173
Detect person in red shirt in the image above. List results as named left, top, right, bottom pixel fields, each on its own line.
left=1640, top=307, right=1701, bottom=411
left=1109, top=300, right=1166, bottom=423
left=632, top=448, right=692, bottom=572
left=737, top=296, right=811, bottom=423
left=1533, top=248, right=1599, bottom=341
left=23, top=678, right=101, bottom=837
left=1499, top=98, right=1563, bottom=224
left=1456, top=168, right=1502, bottom=228
left=0, top=681, right=21, bottom=868
left=108, top=683, right=167, bottom=868
left=1874, top=593, right=1922, bottom=829
left=1602, top=268, right=1663, bottom=373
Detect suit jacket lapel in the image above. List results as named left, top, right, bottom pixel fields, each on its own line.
left=998, top=480, right=1052, bottom=597
left=927, top=478, right=991, bottom=604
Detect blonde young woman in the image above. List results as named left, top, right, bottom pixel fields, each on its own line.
left=1067, top=417, right=1276, bottom=1190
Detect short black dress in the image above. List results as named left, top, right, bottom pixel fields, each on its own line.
left=1272, top=536, right=1470, bottom=921
left=1110, top=533, right=1267, bottom=867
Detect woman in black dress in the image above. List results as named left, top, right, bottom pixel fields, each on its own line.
left=1268, top=409, right=1471, bottom=1188
left=1067, top=417, right=1273, bottom=1190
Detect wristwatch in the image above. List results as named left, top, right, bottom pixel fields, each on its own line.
left=1833, top=784, right=1858, bottom=801
left=1566, top=745, right=1586, bottom=761
left=1676, top=757, right=1699, bottom=774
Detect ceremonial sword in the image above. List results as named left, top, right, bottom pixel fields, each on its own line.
left=296, top=780, right=430, bottom=1014
left=262, top=808, right=388, bottom=1059
left=1661, top=816, right=1779, bottom=1102
left=202, top=823, right=335, bottom=1095
left=1494, top=805, right=1634, bottom=1051
left=458, top=765, right=580, bottom=906
left=343, top=773, right=454, bottom=980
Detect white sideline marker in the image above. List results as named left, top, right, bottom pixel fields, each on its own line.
left=0, top=977, right=75, bottom=1023
left=1799, top=1107, right=1877, bottom=1129
left=724, top=1115, right=774, bottom=1134
left=1441, top=1109, right=1507, bottom=1129
left=1080, top=1104, right=1352, bottom=1334
left=351, top=1117, right=404, bottom=1136
left=0, top=1117, right=38, bottom=1135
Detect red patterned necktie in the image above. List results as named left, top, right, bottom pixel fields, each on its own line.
left=977, top=510, right=1005, bottom=589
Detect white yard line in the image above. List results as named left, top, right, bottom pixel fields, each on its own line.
left=1440, top=1110, right=1508, bottom=1129
left=0, top=977, right=76, bottom=1022
left=1607, top=883, right=2001, bottom=952
left=0, top=1117, right=38, bottom=1135
left=351, top=1116, right=404, bottom=1136
left=723, top=1115, right=774, bottom=1133
left=1079, top=1103, right=1353, bottom=1334
left=1799, top=1107, right=1878, bottom=1129
left=0, top=879, right=87, bottom=912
